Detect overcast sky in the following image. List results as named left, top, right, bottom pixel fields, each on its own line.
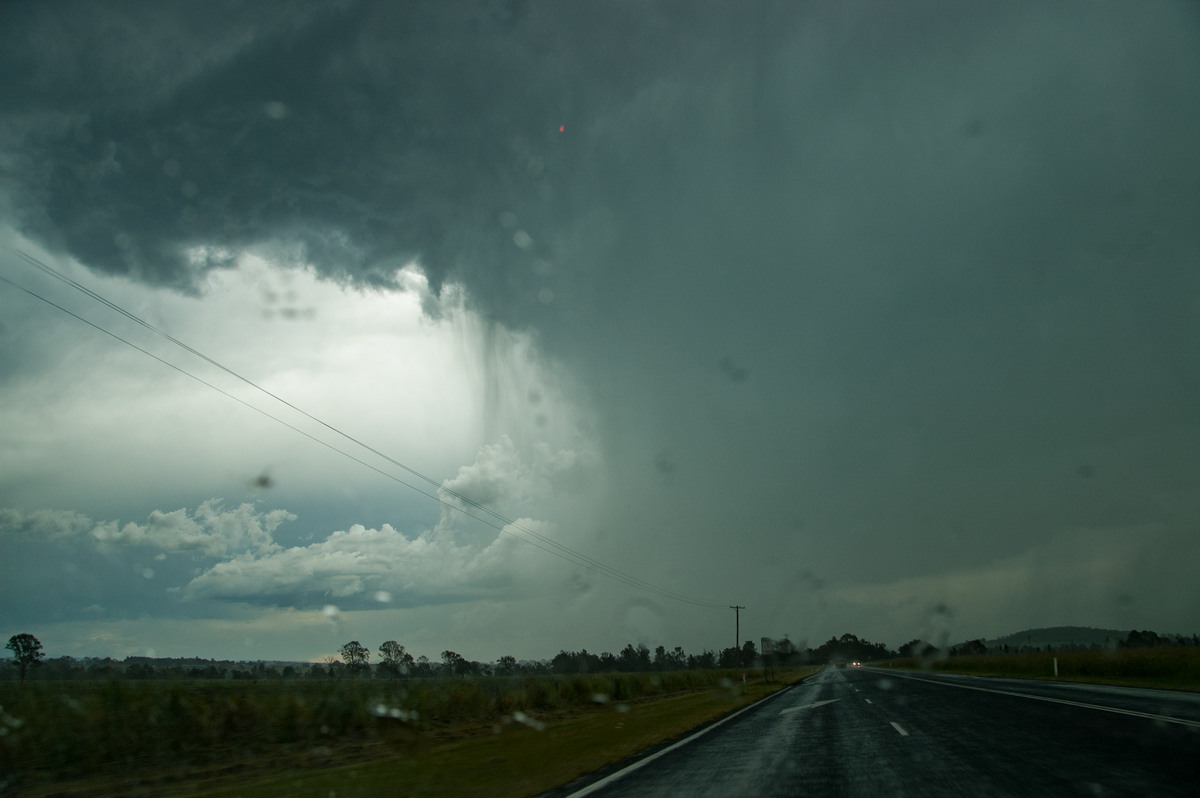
left=2, top=0, right=1199, bottom=664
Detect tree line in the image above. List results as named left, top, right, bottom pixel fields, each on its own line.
left=4, top=631, right=894, bottom=681
left=311, top=634, right=902, bottom=678
left=899, top=629, right=1200, bottom=659
left=11, top=628, right=1197, bottom=681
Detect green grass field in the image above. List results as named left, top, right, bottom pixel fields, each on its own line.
left=0, top=668, right=816, bottom=797
left=882, top=646, right=1200, bottom=691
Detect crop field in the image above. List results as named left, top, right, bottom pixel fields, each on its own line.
left=884, top=646, right=1200, bottom=691
left=0, top=668, right=809, bottom=796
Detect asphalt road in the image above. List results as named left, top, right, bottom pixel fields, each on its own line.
left=550, top=667, right=1200, bottom=797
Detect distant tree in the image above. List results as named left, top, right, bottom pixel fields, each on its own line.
left=311, top=656, right=337, bottom=679
left=126, top=662, right=153, bottom=680
left=379, top=640, right=414, bottom=677
left=339, top=641, right=371, bottom=674
left=87, top=659, right=119, bottom=680
left=1122, top=630, right=1164, bottom=649
left=899, top=639, right=933, bottom=658
left=550, top=650, right=574, bottom=674
left=42, top=655, right=81, bottom=680
left=552, top=649, right=607, bottom=674
left=650, top=645, right=687, bottom=671
left=495, top=655, right=518, bottom=675
left=6, top=633, right=45, bottom=682
left=617, top=643, right=651, bottom=671
left=951, top=639, right=988, bottom=657
left=740, top=639, right=758, bottom=668
left=441, top=650, right=473, bottom=676
left=808, top=633, right=896, bottom=664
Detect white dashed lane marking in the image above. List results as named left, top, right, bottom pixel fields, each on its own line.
left=779, top=699, right=841, bottom=715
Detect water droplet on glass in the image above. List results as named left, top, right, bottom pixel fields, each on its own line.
left=322, top=604, right=342, bottom=632
left=512, top=711, right=546, bottom=731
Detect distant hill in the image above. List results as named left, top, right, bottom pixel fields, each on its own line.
left=977, top=626, right=1127, bottom=650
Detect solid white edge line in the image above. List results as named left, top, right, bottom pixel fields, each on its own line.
left=562, top=682, right=802, bottom=797
left=880, top=671, right=1200, bottom=729
left=889, top=721, right=909, bottom=736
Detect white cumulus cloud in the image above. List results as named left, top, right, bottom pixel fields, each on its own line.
left=433, top=434, right=598, bottom=545
left=185, top=435, right=599, bottom=609
left=183, top=517, right=565, bottom=609
left=87, top=499, right=293, bottom=556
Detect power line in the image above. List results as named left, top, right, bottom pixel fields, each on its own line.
left=4, top=252, right=726, bottom=609
left=1, top=266, right=714, bottom=606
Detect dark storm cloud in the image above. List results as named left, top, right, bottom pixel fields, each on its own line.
left=4, top=0, right=1200, bottom=638
left=1, top=0, right=722, bottom=301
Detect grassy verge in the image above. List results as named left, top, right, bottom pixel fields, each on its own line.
left=0, top=668, right=816, bottom=797
left=196, top=676, right=809, bottom=798
left=879, top=647, right=1200, bottom=691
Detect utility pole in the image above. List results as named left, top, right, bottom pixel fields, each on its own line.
left=730, top=605, right=745, bottom=652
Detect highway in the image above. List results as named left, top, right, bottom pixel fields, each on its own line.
left=548, top=666, right=1200, bottom=797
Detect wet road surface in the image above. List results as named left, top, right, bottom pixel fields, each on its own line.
left=551, top=666, right=1200, bottom=796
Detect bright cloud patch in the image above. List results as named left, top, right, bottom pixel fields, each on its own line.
left=185, top=435, right=598, bottom=609
left=0, top=500, right=293, bottom=557
left=89, top=499, right=294, bottom=556
left=433, top=435, right=598, bottom=544
left=184, top=521, right=528, bottom=608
